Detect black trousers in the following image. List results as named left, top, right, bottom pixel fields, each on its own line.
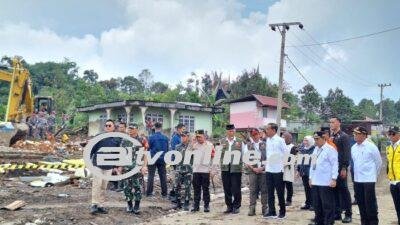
left=192, top=173, right=210, bottom=206
left=146, top=163, right=168, bottom=196
left=354, top=182, right=378, bottom=225
left=284, top=181, right=293, bottom=203
left=313, top=185, right=335, bottom=225
left=390, top=183, right=400, bottom=224
left=334, top=174, right=352, bottom=217
left=266, top=172, right=285, bottom=215
left=221, top=171, right=242, bottom=209
left=302, top=175, right=313, bottom=206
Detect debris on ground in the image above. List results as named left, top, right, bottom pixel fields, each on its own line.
left=1, top=200, right=27, bottom=211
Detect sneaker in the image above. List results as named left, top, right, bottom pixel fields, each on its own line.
left=277, top=213, right=286, bottom=219
left=263, top=212, right=277, bottom=219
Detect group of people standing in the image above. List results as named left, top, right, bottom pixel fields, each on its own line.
left=26, top=110, right=56, bottom=139
left=88, top=117, right=400, bottom=225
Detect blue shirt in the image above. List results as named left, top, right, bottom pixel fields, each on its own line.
left=149, top=131, right=169, bottom=164
left=171, top=133, right=181, bottom=150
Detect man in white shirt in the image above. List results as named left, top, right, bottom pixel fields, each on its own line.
left=309, top=131, right=338, bottom=225
left=263, top=123, right=287, bottom=219
left=351, top=126, right=382, bottom=225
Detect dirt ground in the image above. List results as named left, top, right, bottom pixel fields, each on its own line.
left=1, top=151, right=399, bottom=225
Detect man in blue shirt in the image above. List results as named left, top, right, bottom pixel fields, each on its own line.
left=146, top=122, right=169, bottom=197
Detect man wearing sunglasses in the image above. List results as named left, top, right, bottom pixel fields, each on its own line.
left=387, top=126, right=400, bottom=224
left=90, top=119, right=121, bottom=215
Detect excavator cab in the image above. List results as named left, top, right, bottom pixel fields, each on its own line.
left=34, top=96, right=53, bottom=114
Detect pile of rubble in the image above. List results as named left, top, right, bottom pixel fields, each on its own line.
left=11, top=139, right=85, bottom=155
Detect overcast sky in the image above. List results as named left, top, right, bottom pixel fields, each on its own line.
left=0, top=0, right=399, bottom=103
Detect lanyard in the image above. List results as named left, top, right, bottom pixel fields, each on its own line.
left=312, top=147, right=324, bottom=170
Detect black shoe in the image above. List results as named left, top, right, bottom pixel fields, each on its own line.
left=90, top=205, right=99, bottom=215
left=191, top=205, right=199, bottom=212
left=263, top=212, right=277, bottom=219
left=97, top=206, right=108, bottom=214
left=126, top=201, right=133, bottom=212
left=334, top=215, right=342, bottom=221
left=204, top=205, right=210, bottom=213
left=277, top=213, right=286, bottom=219
left=300, top=205, right=311, bottom=210
left=133, top=201, right=140, bottom=214
left=183, top=201, right=190, bottom=211
left=285, top=201, right=292, bottom=206
left=223, top=207, right=233, bottom=214
left=342, top=216, right=352, bottom=223
left=232, top=208, right=240, bottom=214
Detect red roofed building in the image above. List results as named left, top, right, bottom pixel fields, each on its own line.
left=229, top=94, right=289, bottom=129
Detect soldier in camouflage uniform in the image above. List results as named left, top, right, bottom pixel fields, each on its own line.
left=244, top=128, right=268, bottom=216
left=121, top=123, right=148, bottom=215
left=173, top=131, right=193, bottom=211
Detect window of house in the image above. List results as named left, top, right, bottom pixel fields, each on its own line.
left=262, top=107, right=268, bottom=118
left=179, top=115, right=195, bottom=132
left=116, top=113, right=127, bottom=123
left=146, top=113, right=164, bottom=123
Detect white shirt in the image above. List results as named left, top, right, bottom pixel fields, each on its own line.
left=309, top=143, right=338, bottom=186
left=351, top=140, right=382, bottom=183
left=192, top=141, right=214, bottom=173
left=265, top=134, right=287, bottom=173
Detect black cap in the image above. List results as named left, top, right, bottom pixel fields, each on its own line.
left=154, top=122, right=162, bottom=129
left=389, top=126, right=400, bottom=134
left=128, top=123, right=138, bottom=129
left=181, top=131, right=190, bottom=136
left=320, top=127, right=330, bottom=133
left=313, top=131, right=324, bottom=138
left=353, top=126, right=368, bottom=135
left=195, top=129, right=204, bottom=136
left=226, top=124, right=235, bottom=130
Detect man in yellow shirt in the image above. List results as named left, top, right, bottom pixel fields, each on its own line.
left=387, top=126, right=400, bottom=224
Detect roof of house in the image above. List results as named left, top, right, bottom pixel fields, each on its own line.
left=229, top=94, right=290, bottom=108
left=76, top=99, right=224, bottom=114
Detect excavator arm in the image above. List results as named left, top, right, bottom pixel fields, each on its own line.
left=0, top=58, right=34, bottom=122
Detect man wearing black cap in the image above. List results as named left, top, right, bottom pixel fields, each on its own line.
left=329, top=117, right=352, bottom=223
left=220, top=124, right=247, bottom=214
left=309, top=131, right=338, bottom=225
left=146, top=122, right=169, bottom=197
left=351, top=126, right=381, bottom=225
left=387, top=126, right=400, bottom=224
left=191, top=129, right=215, bottom=213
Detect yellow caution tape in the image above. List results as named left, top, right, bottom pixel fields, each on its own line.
left=0, top=159, right=85, bottom=172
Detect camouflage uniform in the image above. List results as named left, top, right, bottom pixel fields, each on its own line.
left=174, top=142, right=193, bottom=210
left=121, top=136, right=145, bottom=213
left=47, top=114, right=56, bottom=134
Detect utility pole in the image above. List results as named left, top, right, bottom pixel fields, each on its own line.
left=378, top=83, right=391, bottom=121
left=269, top=22, right=303, bottom=132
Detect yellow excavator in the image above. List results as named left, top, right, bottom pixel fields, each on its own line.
left=0, top=57, right=53, bottom=146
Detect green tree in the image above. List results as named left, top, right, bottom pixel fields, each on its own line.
left=381, top=98, right=398, bottom=124
left=151, top=82, right=169, bottom=94
left=121, top=76, right=143, bottom=94
left=321, top=88, right=358, bottom=122
left=82, top=69, right=99, bottom=84
left=298, top=84, right=322, bottom=123
left=357, top=99, right=378, bottom=119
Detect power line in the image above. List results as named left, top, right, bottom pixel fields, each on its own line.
left=286, top=55, right=311, bottom=85
left=302, top=29, right=376, bottom=86
left=287, top=25, right=400, bottom=47
left=289, top=31, right=375, bottom=87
